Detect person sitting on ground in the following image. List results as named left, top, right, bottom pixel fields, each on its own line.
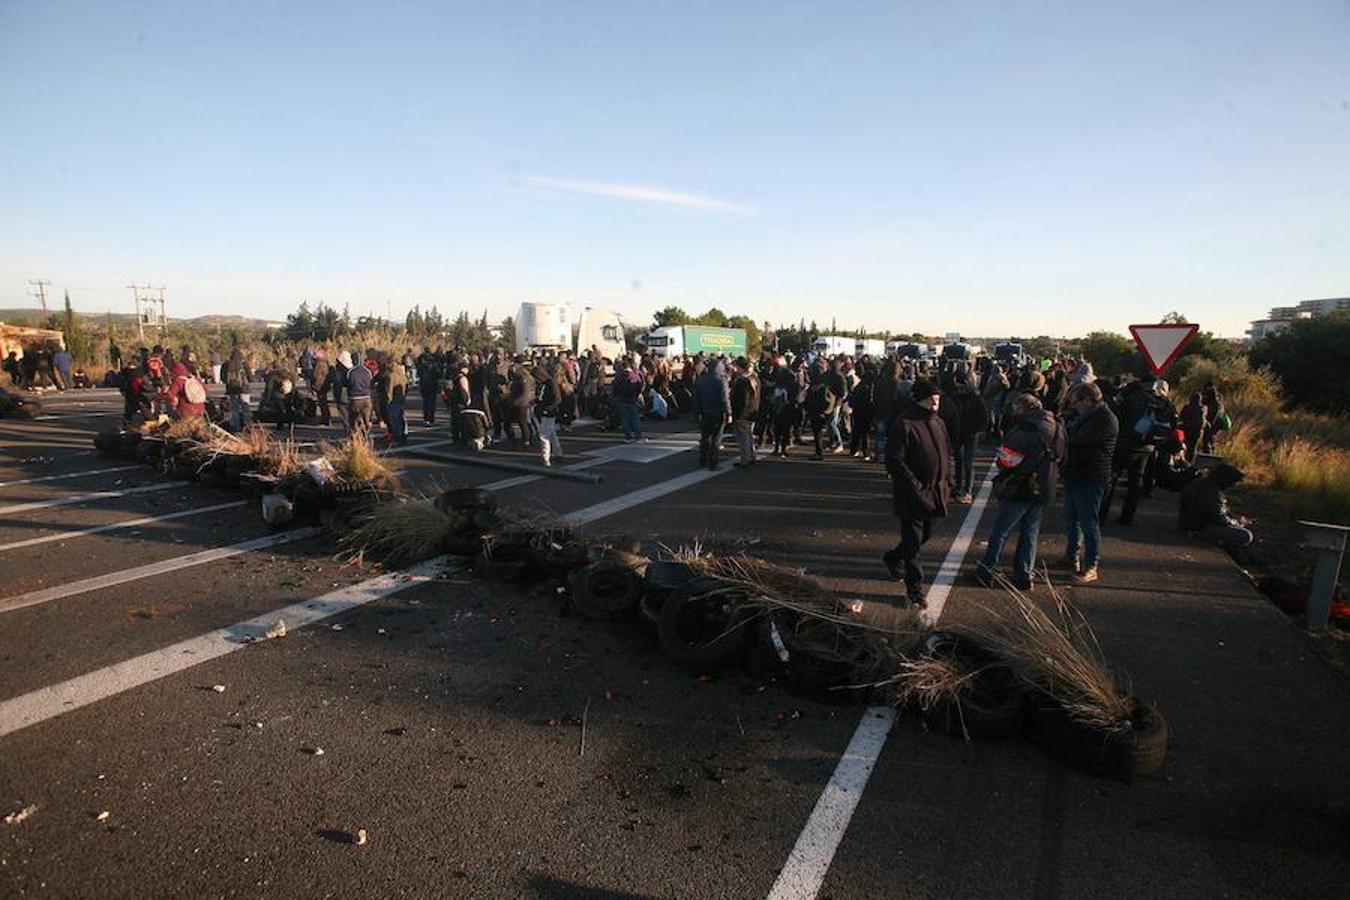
left=1178, top=463, right=1253, bottom=550
left=157, top=362, right=208, bottom=421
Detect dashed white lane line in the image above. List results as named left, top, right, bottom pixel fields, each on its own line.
left=0, top=557, right=451, bottom=737
left=562, top=464, right=733, bottom=526
left=0, top=481, right=177, bottom=515
left=0, top=463, right=738, bottom=737
left=0, top=500, right=247, bottom=553
left=0, top=526, right=323, bottom=615
left=764, top=458, right=998, bottom=900
left=0, top=465, right=139, bottom=488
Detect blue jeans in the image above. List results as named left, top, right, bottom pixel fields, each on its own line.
left=386, top=401, right=407, bottom=445
left=977, top=500, right=1045, bottom=584
left=616, top=401, right=642, bottom=439
left=1064, top=481, right=1107, bottom=569
left=954, top=434, right=977, bottom=495
left=825, top=407, right=842, bottom=448
left=873, top=417, right=888, bottom=459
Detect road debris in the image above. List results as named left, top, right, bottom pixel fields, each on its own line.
left=95, top=810, right=110, bottom=822
left=4, top=805, right=37, bottom=826
left=211, top=684, right=226, bottom=693
left=265, top=619, right=287, bottom=639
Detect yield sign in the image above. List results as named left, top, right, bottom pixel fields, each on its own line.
left=1129, top=323, right=1199, bottom=376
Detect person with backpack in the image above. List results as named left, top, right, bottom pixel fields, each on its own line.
left=883, top=379, right=951, bottom=608
left=803, top=372, right=839, bottom=461
left=157, top=362, right=208, bottom=420
left=973, top=394, right=1065, bottom=590
left=729, top=357, right=760, bottom=468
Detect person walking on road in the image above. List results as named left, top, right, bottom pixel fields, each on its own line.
left=1060, top=381, right=1118, bottom=584
left=532, top=362, right=564, bottom=466
left=730, top=357, right=759, bottom=468
left=345, top=351, right=374, bottom=435
left=694, top=359, right=732, bottom=471
left=942, top=374, right=988, bottom=504
left=883, top=380, right=951, bottom=608
left=974, top=394, right=1064, bottom=590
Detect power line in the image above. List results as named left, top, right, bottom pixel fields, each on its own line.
left=126, top=283, right=166, bottom=343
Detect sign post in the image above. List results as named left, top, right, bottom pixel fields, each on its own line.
left=1129, top=323, right=1199, bottom=377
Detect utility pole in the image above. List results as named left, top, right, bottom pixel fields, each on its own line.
left=27, top=279, right=50, bottom=315
left=126, top=283, right=165, bottom=343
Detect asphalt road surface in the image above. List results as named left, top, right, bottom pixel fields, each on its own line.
left=2, top=386, right=1348, bottom=898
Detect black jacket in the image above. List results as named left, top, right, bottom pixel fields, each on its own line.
left=1062, top=402, right=1118, bottom=486
left=998, top=408, right=1066, bottom=500
left=885, top=406, right=952, bottom=520
left=731, top=372, right=759, bottom=420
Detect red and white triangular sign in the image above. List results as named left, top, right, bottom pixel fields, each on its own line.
left=1128, top=323, right=1199, bottom=376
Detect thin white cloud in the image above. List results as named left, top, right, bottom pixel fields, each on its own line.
left=522, top=176, right=755, bottom=215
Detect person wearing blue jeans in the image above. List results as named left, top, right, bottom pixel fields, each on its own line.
left=976, top=500, right=1046, bottom=589
left=1059, top=382, right=1119, bottom=584
left=1063, top=481, right=1106, bottom=576
left=610, top=359, right=645, bottom=442
left=973, top=393, right=1064, bottom=590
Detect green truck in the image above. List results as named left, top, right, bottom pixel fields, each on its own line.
left=642, top=325, right=748, bottom=360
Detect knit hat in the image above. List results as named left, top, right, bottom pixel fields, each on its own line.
left=911, top=379, right=939, bottom=402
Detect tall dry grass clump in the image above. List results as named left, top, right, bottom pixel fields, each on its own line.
left=972, top=577, right=1132, bottom=730
left=341, top=498, right=454, bottom=565
left=321, top=437, right=399, bottom=489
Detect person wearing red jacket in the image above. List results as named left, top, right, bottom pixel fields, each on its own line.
left=157, top=362, right=208, bottom=420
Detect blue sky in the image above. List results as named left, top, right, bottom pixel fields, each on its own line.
left=2, top=1, right=1347, bottom=337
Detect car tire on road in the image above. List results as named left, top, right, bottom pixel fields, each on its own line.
left=1026, top=694, right=1169, bottom=782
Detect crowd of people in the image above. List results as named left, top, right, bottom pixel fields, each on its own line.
left=26, top=336, right=1253, bottom=608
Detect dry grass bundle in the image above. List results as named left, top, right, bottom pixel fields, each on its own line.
left=880, top=655, right=976, bottom=711
left=321, top=437, right=400, bottom=489
left=341, top=498, right=453, bottom=565
left=164, top=417, right=211, bottom=441
left=971, top=574, right=1132, bottom=730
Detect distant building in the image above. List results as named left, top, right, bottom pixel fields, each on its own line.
left=1248, top=297, right=1350, bottom=341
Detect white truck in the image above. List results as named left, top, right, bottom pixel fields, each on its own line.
left=516, top=303, right=626, bottom=360
left=855, top=338, right=886, bottom=357
left=811, top=335, right=856, bottom=356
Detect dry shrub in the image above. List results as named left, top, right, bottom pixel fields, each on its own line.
left=321, top=437, right=399, bottom=489
left=164, top=417, right=211, bottom=441
left=971, top=576, right=1132, bottom=730
left=341, top=498, right=452, bottom=565
left=1270, top=438, right=1350, bottom=523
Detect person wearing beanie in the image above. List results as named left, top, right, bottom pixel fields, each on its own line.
left=882, top=379, right=951, bottom=607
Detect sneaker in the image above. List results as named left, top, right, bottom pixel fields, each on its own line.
left=959, top=492, right=974, bottom=504
left=832, top=446, right=846, bottom=455
left=1010, top=576, right=1033, bottom=592
left=907, top=590, right=928, bottom=609
left=1056, top=554, right=1082, bottom=574
left=811, top=453, right=824, bottom=461
left=624, top=437, right=635, bottom=444
left=1073, top=566, right=1099, bottom=585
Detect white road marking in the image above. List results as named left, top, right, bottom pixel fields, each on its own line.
left=34, top=412, right=119, bottom=420
left=0, top=460, right=739, bottom=735
left=0, top=465, right=139, bottom=488
left=919, top=459, right=999, bottom=624
left=0, top=481, right=177, bottom=515
left=0, top=500, right=247, bottom=553
left=563, top=464, right=732, bottom=526
left=766, top=708, right=897, bottom=900
left=482, top=456, right=611, bottom=491
left=0, top=557, right=450, bottom=737
left=764, top=457, right=998, bottom=900
left=0, top=527, right=323, bottom=615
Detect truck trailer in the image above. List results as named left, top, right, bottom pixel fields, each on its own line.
left=643, top=325, right=747, bottom=360
left=516, top=303, right=626, bottom=360
left=811, top=335, right=856, bottom=356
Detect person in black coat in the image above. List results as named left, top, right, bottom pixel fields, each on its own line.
left=883, top=380, right=952, bottom=607
left=1060, top=381, right=1118, bottom=583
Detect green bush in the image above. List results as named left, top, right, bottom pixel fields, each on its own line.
left=1249, top=311, right=1350, bottom=414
